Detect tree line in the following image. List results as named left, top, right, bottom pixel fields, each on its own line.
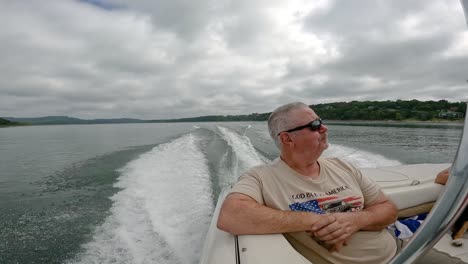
left=0, top=118, right=23, bottom=127
left=150, top=99, right=466, bottom=122
left=313, top=99, right=466, bottom=121
left=3, top=100, right=465, bottom=126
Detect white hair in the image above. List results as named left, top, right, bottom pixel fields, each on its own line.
left=267, top=102, right=309, bottom=149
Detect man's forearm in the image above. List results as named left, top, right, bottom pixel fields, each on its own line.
left=217, top=195, right=332, bottom=235
left=311, top=193, right=398, bottom=246
left=355, top=200, right=398, bottom=231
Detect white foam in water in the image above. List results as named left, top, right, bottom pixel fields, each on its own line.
left=68, top=134, right=213, bottom=264
left=323, top=143, right=401, bottom=168
left=217, top=126, right=269, bottom=174
left=214, top=127, right=399, bottom=182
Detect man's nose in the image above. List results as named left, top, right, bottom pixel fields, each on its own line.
left=320, top=124, right=328, bottom=133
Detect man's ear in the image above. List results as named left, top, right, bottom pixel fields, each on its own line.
left=279, top=133, right=293, bottom=146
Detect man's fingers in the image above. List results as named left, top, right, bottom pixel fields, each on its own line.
left=313, top=217, right=346, bottom=239
left=325, top=233, right=351, bottom=245
left=315, top=225, right=348, bottom=242
left=310, top=214, right=336, bottom=232
left=328, top=240, right=346, bottom=253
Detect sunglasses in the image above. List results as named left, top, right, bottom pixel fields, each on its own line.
left=278, top=118, right=323, bottom=136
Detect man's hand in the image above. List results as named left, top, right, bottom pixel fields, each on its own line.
left=309, top=213, right=360, bottom=251
left=307, top=192, right=397, bottom=252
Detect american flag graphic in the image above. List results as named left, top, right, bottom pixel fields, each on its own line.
left=289, top=196, right=363, bottom=214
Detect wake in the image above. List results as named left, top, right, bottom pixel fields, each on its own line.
left=67, top=134, right=213, bottom=264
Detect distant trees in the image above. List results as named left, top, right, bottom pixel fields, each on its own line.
left=0, top=118, right=22, bottom=126
left=3, top=100, right=465, bottom=125
left=312, top=100, right=465, bottom=121
left=149, top=112, right=271, bottom=123
left=149, top=99, right=465, bottom=123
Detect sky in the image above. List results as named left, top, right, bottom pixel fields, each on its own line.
left=1, top=0, right=468, bottom=119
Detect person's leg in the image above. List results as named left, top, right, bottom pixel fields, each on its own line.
left=452, top=221, right=468, bottom=246
left=451, top=208, right=468, bottom=246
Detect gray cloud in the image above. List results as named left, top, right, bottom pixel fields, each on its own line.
left=0, top=0, right=467, bottom=119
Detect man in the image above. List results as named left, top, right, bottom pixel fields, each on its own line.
left=217, top=102, right=398, bottom=264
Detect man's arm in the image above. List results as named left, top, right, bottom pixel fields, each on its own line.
left=434, top=167, right=450, bottom=185
left=311, top=191, right=398, bottom=245
left=217, top=193, right=336, bottom=235
left=351, top=191, right=398, bottom=230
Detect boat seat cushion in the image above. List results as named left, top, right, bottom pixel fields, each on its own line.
left=397, top=202, right=434, bottom=219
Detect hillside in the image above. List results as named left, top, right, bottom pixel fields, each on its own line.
left=149, top=99, right=466, bottom=123
left=0, top=118, right=23, bottom=127
left=3, top=116, right=144, bottom=125
left=3, top=100, right=466, bottom=125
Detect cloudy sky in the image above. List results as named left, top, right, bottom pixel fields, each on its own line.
left=1, top=0, right=468, bottom=119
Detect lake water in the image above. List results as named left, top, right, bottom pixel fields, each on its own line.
left=0, top=122, right=463, bottom=264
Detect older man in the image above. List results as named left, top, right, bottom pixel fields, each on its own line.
left=217, top=102, right=398, bottom=264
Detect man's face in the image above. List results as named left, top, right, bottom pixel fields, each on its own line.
left=287, top=107, right=329, bottom=159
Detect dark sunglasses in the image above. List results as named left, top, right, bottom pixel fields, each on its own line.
left=278, top=118, right=323, bottom=136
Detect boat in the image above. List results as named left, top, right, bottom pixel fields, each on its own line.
left=200, top=1, right=468, bottom=262
left=199, top=162, right=467, bottom=264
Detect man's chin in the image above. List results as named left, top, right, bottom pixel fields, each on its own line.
left=322, top=140, right=329, bottom=149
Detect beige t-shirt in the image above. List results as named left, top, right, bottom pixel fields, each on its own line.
left=230, top=157, right=397, bottom=264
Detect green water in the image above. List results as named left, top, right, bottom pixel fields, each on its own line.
left=0, top=122, right=463, bottom=263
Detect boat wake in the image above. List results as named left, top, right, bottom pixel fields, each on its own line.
left=67, top=134, right=213, bottom=264
left=325, top=144, right=401, bottom=168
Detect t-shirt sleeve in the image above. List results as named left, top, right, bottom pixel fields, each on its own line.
left=230, top=168, right=264, bottom=204
left=337, top=159, right=381, bottom=206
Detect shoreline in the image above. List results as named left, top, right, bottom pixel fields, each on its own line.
left=326, top=119, right=464, bottom=124
left=0, top=119, right=464, bottom=127
left=325, top=119, right=464, bottom=128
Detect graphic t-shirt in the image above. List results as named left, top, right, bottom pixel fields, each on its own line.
left=230, top=157, right=397, bottom=264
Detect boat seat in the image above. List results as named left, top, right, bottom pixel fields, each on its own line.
left=397, top=202, right=435, bottom=219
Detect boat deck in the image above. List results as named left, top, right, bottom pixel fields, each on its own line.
left=434, top=233, right=468, bottom=263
